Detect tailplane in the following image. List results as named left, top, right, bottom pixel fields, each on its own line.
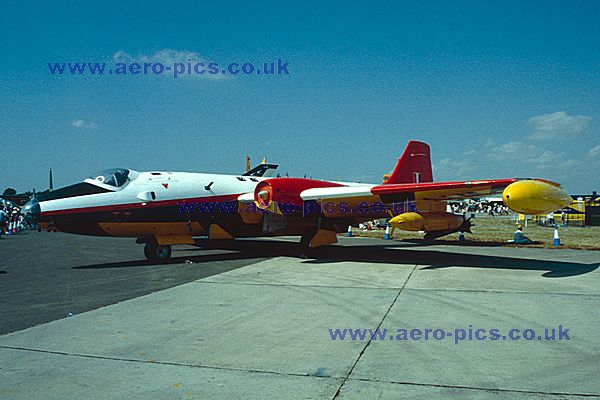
left=384, top=140, right=433, bottom=184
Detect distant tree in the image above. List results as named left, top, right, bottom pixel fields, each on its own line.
left=3, top=188, right=16, bottom=196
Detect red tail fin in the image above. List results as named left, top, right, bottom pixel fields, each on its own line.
left=385, top=141, right=433, bottom=184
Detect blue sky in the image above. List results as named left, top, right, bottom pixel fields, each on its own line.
left=2, top=1, right=599, bottom=193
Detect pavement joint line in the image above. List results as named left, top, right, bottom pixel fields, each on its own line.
left=331, top=263, right=419, bottom=400
left=401, top=287, right=600, bottom=297
left=345, top=376, right=600, bottom=398
left=0, top=345, right=342, bottom=382
left=193, top=280, right=406, bottom=290
left=194, top=281, right=600, bottom=297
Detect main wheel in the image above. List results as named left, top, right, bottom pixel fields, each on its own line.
left=144, top=243, right=172, bottom=261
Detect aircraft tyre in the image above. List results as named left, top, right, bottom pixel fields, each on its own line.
left=144, top=242, right=172, bottom=261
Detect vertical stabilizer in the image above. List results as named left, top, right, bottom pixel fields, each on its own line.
left=385, top=141, right=433, bottom=184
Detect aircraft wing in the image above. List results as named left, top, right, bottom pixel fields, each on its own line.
left=251, top=140, right=571, bottom=217
left=300, top=179, right=518, bottom=202
left=255, top=177, right=571, bottom=216
left=369, top=178, right=519, bottom=202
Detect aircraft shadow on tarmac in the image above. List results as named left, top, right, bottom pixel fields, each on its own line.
left=73, top=238, right=598, bottom=278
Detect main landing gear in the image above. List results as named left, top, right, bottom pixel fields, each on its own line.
left=143, top=242, right=172, bottom=261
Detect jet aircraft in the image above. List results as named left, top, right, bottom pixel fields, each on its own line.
left=23, top=141, right=572, bottom=260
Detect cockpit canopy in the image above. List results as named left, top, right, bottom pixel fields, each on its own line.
left=88, top=168, right=131, bottom=187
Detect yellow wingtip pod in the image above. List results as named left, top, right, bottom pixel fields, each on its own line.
left=502, top=180, right=572, bottom=215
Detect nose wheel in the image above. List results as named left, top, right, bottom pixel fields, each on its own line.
left=144, top=242, right=172, bottom=261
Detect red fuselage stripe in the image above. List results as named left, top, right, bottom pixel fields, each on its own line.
left=41, top=193, right=242, bottom=216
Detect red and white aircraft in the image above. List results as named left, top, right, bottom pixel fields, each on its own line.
left=24, top=141, right=571, bottom=260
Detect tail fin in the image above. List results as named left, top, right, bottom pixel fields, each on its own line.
left=385, top=141, right=433, bottom=184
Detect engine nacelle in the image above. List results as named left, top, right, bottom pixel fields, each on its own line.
left=254, top=178, right=344, bottom=210
left=389, top=212, right=464, bottom=232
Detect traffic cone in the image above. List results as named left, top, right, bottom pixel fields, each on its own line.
left=458, top=231, right=465, bottom=241
left=347, top=225, right=353, bottom=237
left=553, top=225, right=561, bottom=246
left=383, top=224, right=391, bottom=240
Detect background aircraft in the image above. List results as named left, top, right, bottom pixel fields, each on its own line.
left=23, top=141, right=571, bottom=260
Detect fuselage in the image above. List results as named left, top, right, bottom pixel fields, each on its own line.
left=36, top=168, right=372, bottom=239
left=38, top=169, right=264, bottom=236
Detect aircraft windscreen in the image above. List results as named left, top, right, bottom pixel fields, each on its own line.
left=89, top=168, right=131, bottom=187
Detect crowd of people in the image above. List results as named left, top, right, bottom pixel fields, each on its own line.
left=358, top=219, right=388, bottom=231
left=0, top=200, right=27, bottom=238
left=449, top=201, right=512, bottom=216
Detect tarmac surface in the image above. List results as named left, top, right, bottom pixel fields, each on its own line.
left=1, top=232, right=600, bottom=399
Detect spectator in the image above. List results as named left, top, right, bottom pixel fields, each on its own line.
left=547, top=212, right=555, bottom=226
left=511, top=224, right=533, bottom=244
left=0, top=206, right=6, bottom=238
